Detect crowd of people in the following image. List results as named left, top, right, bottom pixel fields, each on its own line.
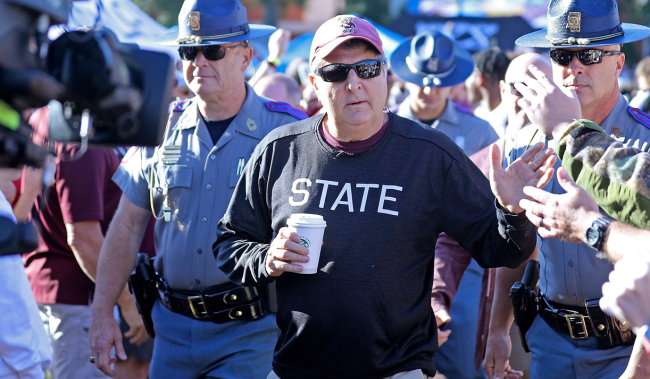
left=5, top=0, right=650, bottom=378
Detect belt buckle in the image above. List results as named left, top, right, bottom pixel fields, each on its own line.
left=188, top=295, right=208, bottom=319
left=565, top=310, right=589, bottom=339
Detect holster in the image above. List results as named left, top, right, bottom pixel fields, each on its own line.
left=128, top=253, right=158, bottom=338
left=585, top=299, right=635, bottom=349
left=510, top=260, right=540, bottom=353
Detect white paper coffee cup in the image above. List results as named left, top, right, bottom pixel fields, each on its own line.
left=287, top=213, right=326, bottom=274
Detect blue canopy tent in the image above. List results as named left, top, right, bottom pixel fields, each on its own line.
left=279, top=16, right=406, bottom=71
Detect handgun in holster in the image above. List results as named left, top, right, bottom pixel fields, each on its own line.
left=128, top=253, right=158, bottom=338
left=510, top=260, right=540, bottom=353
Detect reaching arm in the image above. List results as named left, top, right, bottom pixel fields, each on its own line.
left=512, top=64, right=650, bottom=228
left=600, top=253, right=650, bottom=329
left=248, top=29, right=290, bottom=87
left=521, top=167, right=650, bottom=262
left=443, top=141, right=549, bottom=270
left=602, top=222, right=650, bottom=261
left=483, top=249, right=537, bottom=379
left=12, top=167, right=43, bottom=222
left=431, top=233, right=472, bottom=317
left=89, top=194, right=150, bottom=377
left=66, top=220, right=103, bottom=281
left=555, top=119, right=650, bottom=229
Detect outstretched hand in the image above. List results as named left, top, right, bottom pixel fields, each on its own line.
left=601, top=255, right=650, bottom=330
left=489, top=142, right=556, bottom=214
left=268, top=29, right=291, bottom=61
left=514, top=64, right=582, bottom=140
left=519, top=167, right=600, bottom=243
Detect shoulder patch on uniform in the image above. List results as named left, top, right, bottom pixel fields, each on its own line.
left=168, top=98, right=192, bottom=114
left=628, top=106, right=650, bottom=130
left=454, top=103, right=475, bottom=115
left=265, top=101, right=308, bottom=120
left=122, top=146, right=139, bottom=163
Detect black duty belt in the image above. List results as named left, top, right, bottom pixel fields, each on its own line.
left=538, top=294, right=635, bottom=349
left=158, top=281, right=265, bottom=323
left=539, top=296, right=593, bottom=339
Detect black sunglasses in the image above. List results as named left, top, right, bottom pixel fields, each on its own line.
left=178, top=43, right=246, bottom=61
left=549, top=49, right=623, bottom=66
left=313, top=59, right=384, bottom=83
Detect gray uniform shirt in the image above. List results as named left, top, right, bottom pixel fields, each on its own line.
left=510, top=94, right=650, bottom=306
left=397, top=97, right=499, bottom=156
left=113, top=83, right=302, bottom=291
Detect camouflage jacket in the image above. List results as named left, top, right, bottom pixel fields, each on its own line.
left=557, top=119, right=650, bottom=228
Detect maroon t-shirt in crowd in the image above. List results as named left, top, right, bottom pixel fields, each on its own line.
left=24, top=108, right=121, bottom=305
left=319, top=113, right=390, bottom=154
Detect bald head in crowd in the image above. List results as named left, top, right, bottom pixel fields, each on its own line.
left=504, top=53, right=552, bottom=87
left=254, top=73, right=302, bottom=109
left=501, top=53, right=553, bottom=140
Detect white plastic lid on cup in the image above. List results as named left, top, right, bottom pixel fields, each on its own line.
left=286, top=213, right=327, bottom=228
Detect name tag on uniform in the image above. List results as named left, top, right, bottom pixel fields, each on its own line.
left=162, top=145, right=182, bottom=165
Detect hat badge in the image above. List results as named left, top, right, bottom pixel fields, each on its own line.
left=426, top=58, right=439, bottom=72
left=189, top=11, right=201, bottom=31
left=566, top=12, right=581, bottom=33
left=339, top=16, right=357, bottom=35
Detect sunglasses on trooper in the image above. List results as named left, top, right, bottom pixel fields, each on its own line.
left=549, top=49, right=623, bottom=66
left=178, top=43, right=246, bottom=61
left=313, top=59, right=384, bottom=83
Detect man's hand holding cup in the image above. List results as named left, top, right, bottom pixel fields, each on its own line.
left=266, top=227, right=310, bottom=276
left=266, top=214, right=327, bottom=276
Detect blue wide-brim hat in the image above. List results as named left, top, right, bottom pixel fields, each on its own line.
left=390, top=30, right=474, bottom=88
left=516, top=0, right=650, bottom=48
left=154, top=0, right=276, bottom=47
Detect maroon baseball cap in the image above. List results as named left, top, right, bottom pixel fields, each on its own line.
left=310, top=15, right=384, bottom=65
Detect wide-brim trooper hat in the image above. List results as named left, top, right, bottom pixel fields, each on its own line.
left=153, top=0, right=276, bottom=47
left=390, top=29, right=474, bottom=88
left=516, top=0, right=650, bottom=48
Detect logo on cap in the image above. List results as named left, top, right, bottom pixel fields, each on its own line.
left=189, top=11, right=201, bottom=31
left=566, top=12, right=581, bottom=33
left=339, top=16, right=357, bottom=35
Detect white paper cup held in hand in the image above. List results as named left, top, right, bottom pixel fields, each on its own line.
left=287, top=214, right=326, bottom=274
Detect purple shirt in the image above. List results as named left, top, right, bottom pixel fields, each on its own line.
left=319, top=115, right=389, bottom=154
left=23, top=107, right=121, bottom=305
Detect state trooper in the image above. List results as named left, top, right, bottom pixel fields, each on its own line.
left=390, top=29, right=499, bottom=379
left=484, top=1, right=650, bottom=378
left=88, top=0, right=306, bottom=378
